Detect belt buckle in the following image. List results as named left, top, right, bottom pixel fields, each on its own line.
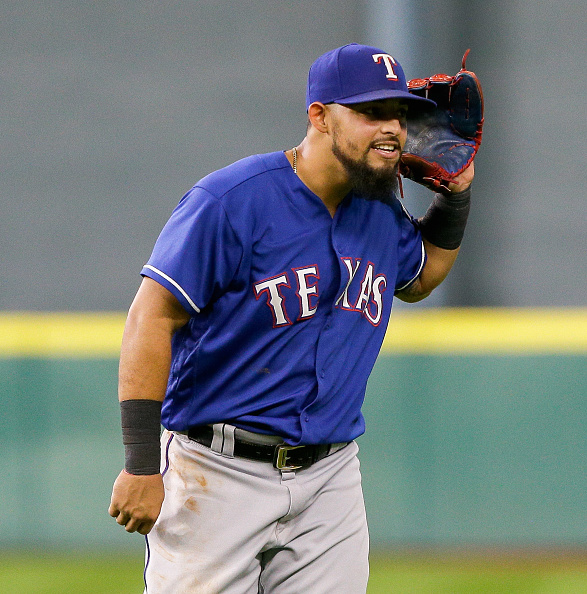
left=274, top=445, right=305, bottom=470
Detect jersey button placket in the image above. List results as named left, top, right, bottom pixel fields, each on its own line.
left=331, top=212, right=344, bottom=256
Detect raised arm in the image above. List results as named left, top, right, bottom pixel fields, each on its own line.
left=395, top=161, right=474, bottom=303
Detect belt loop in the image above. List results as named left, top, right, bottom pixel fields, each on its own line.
left=221, top=424, right=236, bottom=458
left=210, top=424, right=225, bottom=454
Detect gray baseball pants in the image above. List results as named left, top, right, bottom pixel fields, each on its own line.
left=144, top=428, right=369, bottom=593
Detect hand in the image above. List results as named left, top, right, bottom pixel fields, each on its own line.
left=108, top=470, right=165, bottom=535
left=447, top=160, right=474, bottom=194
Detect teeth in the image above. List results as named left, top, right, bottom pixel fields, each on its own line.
left=374, top=144, right=397, bottom=151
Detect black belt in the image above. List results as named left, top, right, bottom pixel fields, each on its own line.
left=187, top=425, right=348, bottom=470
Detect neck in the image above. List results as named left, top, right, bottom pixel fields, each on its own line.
left=289, top=139, right=351, bottom=217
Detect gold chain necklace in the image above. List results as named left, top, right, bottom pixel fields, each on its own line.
left=292, top=146, right=298, bottom=174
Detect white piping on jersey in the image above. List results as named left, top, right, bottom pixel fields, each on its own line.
left=143, top=265, right=201, bottom=313
left=398, top=200, right=413, bottom=220
left=395, top=241, right=426, bottom=292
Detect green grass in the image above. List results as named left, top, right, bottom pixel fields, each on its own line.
left=0, top=551, right=585, bottom=593
left=0, top=552, right=145, bottom=594
left=367, top=553, right=587, bottom=593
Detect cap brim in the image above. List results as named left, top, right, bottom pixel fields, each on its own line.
left=334, top=89, right=436, bottom=110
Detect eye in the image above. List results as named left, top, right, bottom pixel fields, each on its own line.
left=361, top=106, right=376, bottom=116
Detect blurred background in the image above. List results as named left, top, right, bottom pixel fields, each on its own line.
left=1, top=0, right=585, bottom=591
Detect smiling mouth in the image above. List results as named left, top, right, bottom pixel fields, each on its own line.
left=371, top=142, right=400, bottom=159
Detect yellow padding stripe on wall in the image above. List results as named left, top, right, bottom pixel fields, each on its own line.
left=382, top=308, right=587, bottom=354
left=0, top=313, right=126, bottom=357
left=0, top=309, right=586, bottom=357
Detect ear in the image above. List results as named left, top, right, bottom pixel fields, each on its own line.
left=307, top=102, right=329, bottom=133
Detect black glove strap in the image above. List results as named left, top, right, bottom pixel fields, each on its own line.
left=121, top=399, right=162, bottom=475
left=419, top=187, right=471, bottom=250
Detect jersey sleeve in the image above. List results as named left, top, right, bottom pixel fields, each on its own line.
left=394, top=203, right=426, bottom=293
left=141, top=187, right=243, bottom=315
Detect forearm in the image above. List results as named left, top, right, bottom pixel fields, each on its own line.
left=117, top=278, right=191, bottom=474
left=396, top=184, right=471, bottom=303
left=397, top=241, right=459, bottom=303
left=118, top=308, right=178, bottom=474
left=118, top=307, right=175, bottom=403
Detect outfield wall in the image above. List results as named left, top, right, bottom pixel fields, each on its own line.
left=0, top=309, right=585, bottom=550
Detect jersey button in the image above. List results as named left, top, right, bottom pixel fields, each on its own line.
left=320, top=371, right=325, bottom=378
left=304, top=415, right=310, bottom=422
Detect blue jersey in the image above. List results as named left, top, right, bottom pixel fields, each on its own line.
left=142, top=151, right=424, bottom=445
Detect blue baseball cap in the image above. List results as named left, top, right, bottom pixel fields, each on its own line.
left=306, top=43, right=436, bottom=111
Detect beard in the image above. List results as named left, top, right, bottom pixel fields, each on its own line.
left=331, top=132, right=399, bottom=203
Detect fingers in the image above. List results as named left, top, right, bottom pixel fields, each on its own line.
left=122, top=512, right=156, bottom=534
left=124, top=516, right=156, bottom=534
left=109, top=501, right=156, bottom=533
left=108, top=503, right=130, bottom=528
left=122, top=515, right=141, bottom=533
left=448, top=161, right=475, bottom=193
left=109, top=507, right=155, bottom=534
left=137, top=520, right=156, bottom=536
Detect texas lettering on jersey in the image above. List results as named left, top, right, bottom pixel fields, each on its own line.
left=254, top=257, right=387, bottom=328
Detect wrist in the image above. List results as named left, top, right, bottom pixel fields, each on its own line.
left=419, top=187, right=471, bottom=250
left=121, top=399, right=162, bottom=475
left=446, top=180, right=472, bottom=196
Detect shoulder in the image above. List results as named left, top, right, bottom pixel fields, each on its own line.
left=173, top=151, right=292, bottom=238
left=195, top=151, right=290, bottom=199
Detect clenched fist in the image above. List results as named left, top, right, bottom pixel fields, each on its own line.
left=108, top=471, right=165, bottom=535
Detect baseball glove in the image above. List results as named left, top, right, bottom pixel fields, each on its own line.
left=400, top=49, right=484, bottom=192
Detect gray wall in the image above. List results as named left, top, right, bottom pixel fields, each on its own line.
left=2, top=0, right=586, bottom=310
left=1, top=0, right=360, bottom=310
left=368, top=0, right=587, bottom=307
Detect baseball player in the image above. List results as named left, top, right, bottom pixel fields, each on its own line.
left=109, top=43, right=480, bottom=593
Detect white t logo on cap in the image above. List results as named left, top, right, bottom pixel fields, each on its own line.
left=372, top=53, right=399, bottom=80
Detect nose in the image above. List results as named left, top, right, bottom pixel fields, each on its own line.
left=380, top=116, right=402, bottom=136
